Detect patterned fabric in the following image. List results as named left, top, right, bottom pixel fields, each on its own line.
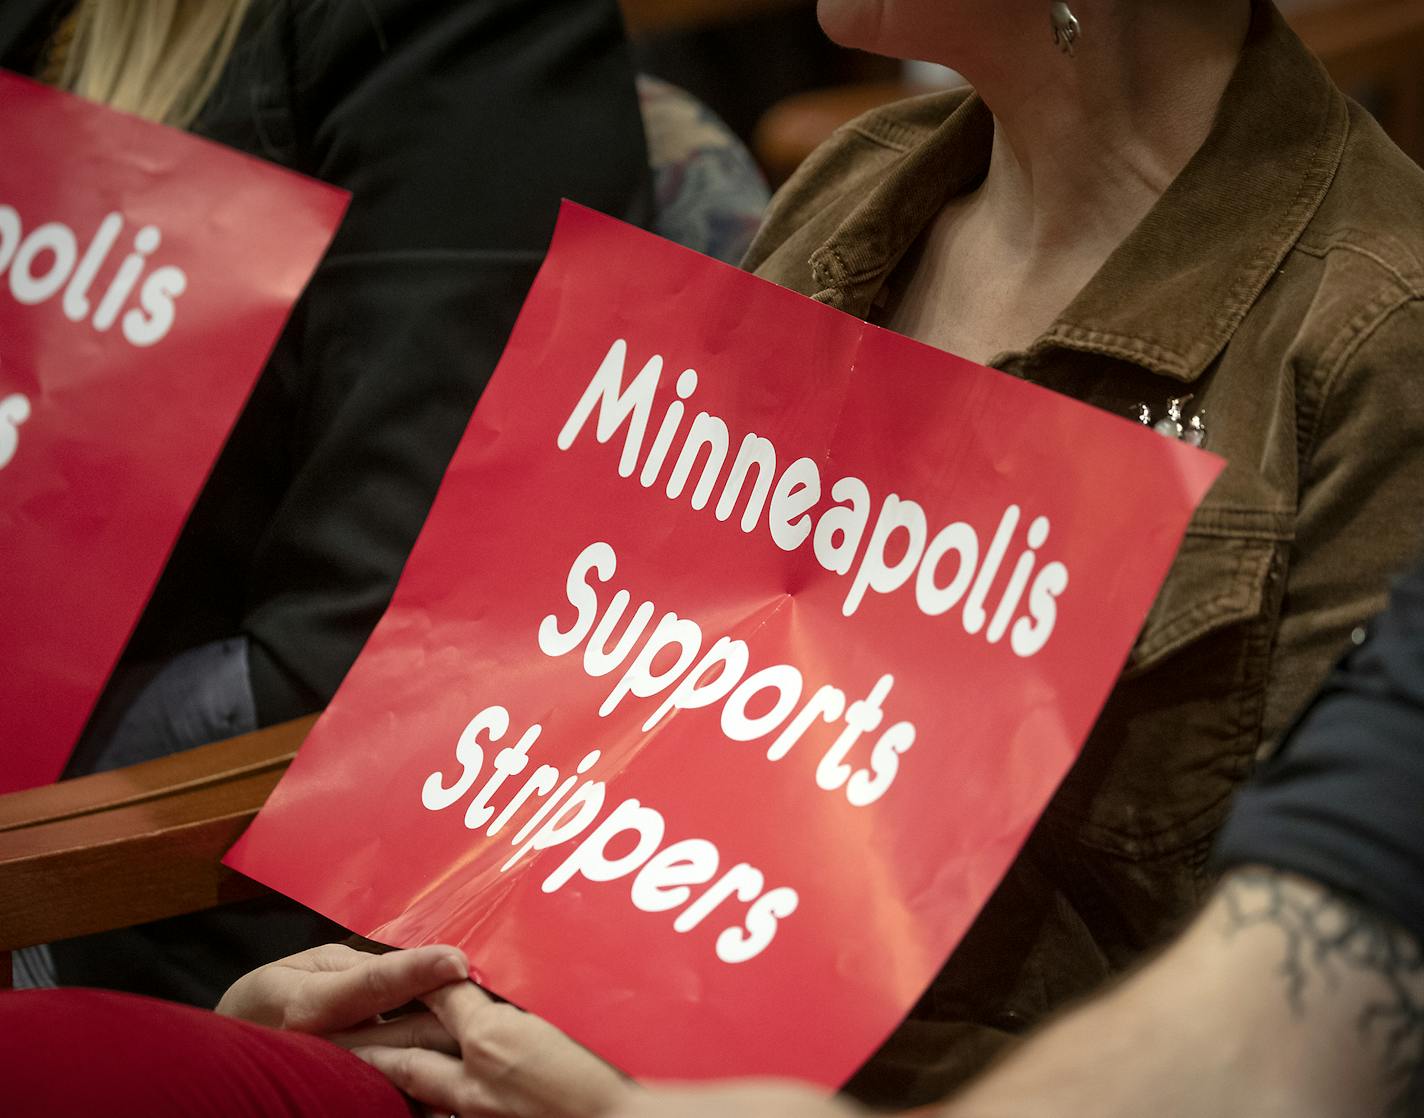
left=638, top=74, right=769, bottom=265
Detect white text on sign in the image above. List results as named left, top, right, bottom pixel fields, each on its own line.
left=541, top=541, right=914, bottom=807
left=558, top=339, right=1070, bottom=655
left=0, top=393, right=30, bottom=470
left=0, top=205, right=187, bottom=348
left=420, top=542, right=851, bottom=966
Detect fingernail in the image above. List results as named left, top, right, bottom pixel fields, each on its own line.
left=438, top=954, right=467, bottom=982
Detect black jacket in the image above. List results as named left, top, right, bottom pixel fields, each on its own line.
left=1, top=0, right=652, bottom=731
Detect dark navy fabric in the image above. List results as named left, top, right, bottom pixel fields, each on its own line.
left=1215, top=559, right=1424, bottom=944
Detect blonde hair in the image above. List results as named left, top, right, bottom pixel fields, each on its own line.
left=59, top=0, right=255, bottom=129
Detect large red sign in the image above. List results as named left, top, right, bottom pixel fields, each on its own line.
left=0, top=73, right=346, bottom=792
left=226, top=203, right=1221, bottom=1087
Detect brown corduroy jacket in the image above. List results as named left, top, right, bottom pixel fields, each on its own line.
left=747, top=2, right=1424, bottom=1107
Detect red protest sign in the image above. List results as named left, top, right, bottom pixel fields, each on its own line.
left=0, top=73, right=346, bottom=793
left=225, top=202, right=1221, bottom=1086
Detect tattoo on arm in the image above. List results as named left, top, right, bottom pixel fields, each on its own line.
left=1218, top=869, right=1424, bottom=1116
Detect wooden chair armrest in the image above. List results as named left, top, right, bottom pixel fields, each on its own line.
left=0, top=715, right=315, bottom=983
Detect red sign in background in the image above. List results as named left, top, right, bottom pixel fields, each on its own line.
left=0, top=73, right=347, bottom=792
left=227, top=203, right=1221, bottom=1087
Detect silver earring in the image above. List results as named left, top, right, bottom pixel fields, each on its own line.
left=1051, top=2, right=1081, bottom=55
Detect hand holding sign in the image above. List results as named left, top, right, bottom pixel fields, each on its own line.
left=216, top=942, right=469, bottom=1034
left=352, top=982, right=632, bottom=1118
left=216, top=941, right=631, bottom=1116
left=226, top=203, right=1221, bottom=1086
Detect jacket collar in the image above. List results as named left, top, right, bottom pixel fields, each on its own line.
left=808, top=1, right=1350, bottom=382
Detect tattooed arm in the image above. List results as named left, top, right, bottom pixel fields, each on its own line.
left=607, top=868, right=1422, bottom=1118
left=939, top=563, right=1424, bottom=1118
left=934, top=866, right=1424, bottom=1118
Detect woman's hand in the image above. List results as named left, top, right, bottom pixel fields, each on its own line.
left=215, top=942, right=468, bottom=1037
left=352, top=981, right=634, bottom=1118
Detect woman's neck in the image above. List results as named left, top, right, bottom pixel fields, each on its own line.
left=952, top=0, right=1252, bottom=262
left=881, top=0, right=1254, bottom=364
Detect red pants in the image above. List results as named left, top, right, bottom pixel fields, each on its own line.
left=1, top=988, right=413, bottom=1117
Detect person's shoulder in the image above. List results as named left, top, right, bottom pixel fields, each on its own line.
left=1264, top=102, right=1424, bottom=420
left=743, top=87, right=971, bottom=289
left=1296, top=102, right=1424, bottom=300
